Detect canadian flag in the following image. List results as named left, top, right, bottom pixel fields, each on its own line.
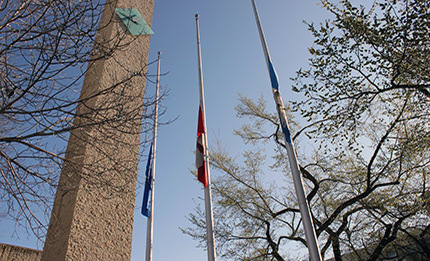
left=196, top=105, right=208, bottom=187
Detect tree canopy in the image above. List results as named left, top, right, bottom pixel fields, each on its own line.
left=184, top=0, right=430, bottom=260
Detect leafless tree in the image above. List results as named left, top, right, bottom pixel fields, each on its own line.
left=0, top=0, right=164, bottom=240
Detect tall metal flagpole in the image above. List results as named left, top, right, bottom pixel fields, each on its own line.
left=195, top=14, right=217, bottom=261
left=250, top=1, right=322, bottom=260
left=145, top=52, right=161, bottom=261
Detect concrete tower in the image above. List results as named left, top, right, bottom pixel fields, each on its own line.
left=42, top=0, right=154, bottom=260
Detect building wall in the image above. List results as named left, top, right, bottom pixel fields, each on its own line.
left=0, top=243, right=41, bottom=261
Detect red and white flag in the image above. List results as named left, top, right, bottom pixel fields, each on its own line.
left=196, top=105, right=208, bottom=187
left=195, top=14, right=217, bottom=261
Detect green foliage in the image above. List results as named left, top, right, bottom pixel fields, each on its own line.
left=185, top=0, right=430, bottom=260
left=293, top=0, right=430, bottom=150
left=183, top=97, right=305, bottom=260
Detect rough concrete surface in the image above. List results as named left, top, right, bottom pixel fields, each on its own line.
left=41, top=0, right=154, bottom=260
left=0, top=243, right=41, bottom=261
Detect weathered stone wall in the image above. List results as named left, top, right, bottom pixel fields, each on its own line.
left=0, top=243, right=41, bottom=261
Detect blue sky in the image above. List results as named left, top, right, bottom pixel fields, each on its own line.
left=0, top=0, right=339, bottom=259
left=131, top=0, right=328, bottom=260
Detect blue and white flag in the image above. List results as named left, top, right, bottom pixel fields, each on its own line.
left=141, top=143, right=153, bottom=217
left=250, top=0, right=292, bottom=144
left=250, top=0, right=322, bottom=260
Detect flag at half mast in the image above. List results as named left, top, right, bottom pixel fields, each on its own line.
left=195, top=14, right=217, bottom=261
left=143, top=51, right=161, bottom=261
left=250, top=1, right=322, bottom=260
left=196, top=105, right=208, bottom=187
left=141, top=143, right=153, bottom=217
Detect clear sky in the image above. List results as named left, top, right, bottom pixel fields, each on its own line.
left=0, top=0, right=339, bottom=260
left=131, top=0, right=329, bottom=260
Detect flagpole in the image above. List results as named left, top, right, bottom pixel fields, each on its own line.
left=195, top=14, right=217, bottom=261
left=250, top=1, right=322, bottom=261
left=145, top=51, right=161, bottom=261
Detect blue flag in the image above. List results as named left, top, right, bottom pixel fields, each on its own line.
left=251, top=1, right=322, bottom=259
left=141, top=144, right=153, bottom=217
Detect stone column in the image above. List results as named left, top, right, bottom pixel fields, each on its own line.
left=42, top=0, right=154, bottom=260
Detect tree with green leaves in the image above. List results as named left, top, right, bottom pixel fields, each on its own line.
left=183, top=0, right=430, bottom=260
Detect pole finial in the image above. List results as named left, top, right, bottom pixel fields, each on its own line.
left=195, top=14, right=199, bottom=18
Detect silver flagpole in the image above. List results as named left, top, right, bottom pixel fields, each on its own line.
left=250, top=1, right=322, bottom=260
left=145, top=52, right=161, bottom=261
left=195, top=14, right=217, bottom=261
